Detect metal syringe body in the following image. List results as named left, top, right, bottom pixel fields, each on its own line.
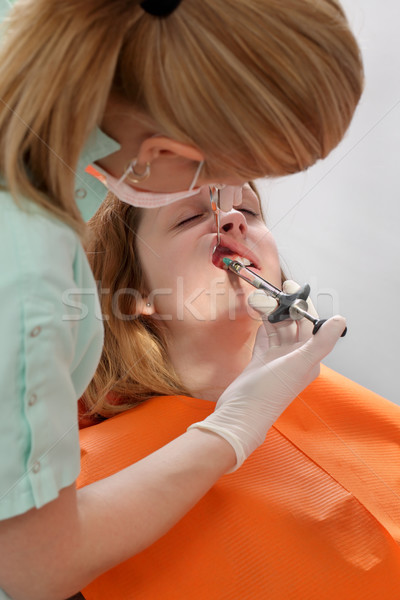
left=222, top=257, right=282, bottom=300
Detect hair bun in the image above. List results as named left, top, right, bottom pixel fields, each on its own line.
left=140, top=0, right=182, bottom=17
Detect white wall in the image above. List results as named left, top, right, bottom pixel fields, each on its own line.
left=257, top=0, right=400, bottom=404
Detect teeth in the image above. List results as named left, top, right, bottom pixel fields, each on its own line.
left=220, top=254, right=253, bottom=268
left=231, top=255, right=246, bottom=264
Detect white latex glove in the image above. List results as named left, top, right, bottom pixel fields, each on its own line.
left=189, top=281, right=346, bottom=470
left=218, top=185, right=243, bottom=212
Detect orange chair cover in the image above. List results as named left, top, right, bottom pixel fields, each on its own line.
left=77, top=366, right=400, bottom=599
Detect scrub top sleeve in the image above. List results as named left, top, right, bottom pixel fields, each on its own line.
left=0, top=202, right=86, bottom=520
left=0, top=0, right=12, bottom=21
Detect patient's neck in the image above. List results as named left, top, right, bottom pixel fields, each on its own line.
left=166, top=319, right=258, bottom=402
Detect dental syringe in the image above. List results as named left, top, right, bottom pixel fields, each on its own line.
left=222, top=257, right=282, bottom=299
left=222, top=257, right=347, bottom=336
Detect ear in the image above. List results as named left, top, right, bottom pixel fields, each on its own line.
left=137, top=136, right=204, bottom=164
left=137, top=297, right=156, bottom=317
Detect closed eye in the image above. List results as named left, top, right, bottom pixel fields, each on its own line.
left=238, top=208, right=260, bottom=217
left=176, top=213, right=204, bottom=227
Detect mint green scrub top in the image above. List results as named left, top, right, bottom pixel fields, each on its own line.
left=0, top=128, right=120, bottom=522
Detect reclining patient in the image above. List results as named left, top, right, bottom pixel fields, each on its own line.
left=77, top=185, right=400, bottom=600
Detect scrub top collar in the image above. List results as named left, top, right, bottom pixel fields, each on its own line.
left=75, top=127, right=121, bottom=222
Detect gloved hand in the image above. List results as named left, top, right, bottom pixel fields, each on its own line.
left=188, top=281, right=346, bottom=470
left=218, top=185, right=243, bottom=212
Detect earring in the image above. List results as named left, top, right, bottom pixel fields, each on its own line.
left=125, top=159, right=151, bottom=183
left=146, top=302, right=151, bottom=307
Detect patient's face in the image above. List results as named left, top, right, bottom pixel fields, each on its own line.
left=135, top=184, right=281, bottom=326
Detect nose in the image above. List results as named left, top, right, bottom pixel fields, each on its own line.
left=217, top=209, right=247, bottom=238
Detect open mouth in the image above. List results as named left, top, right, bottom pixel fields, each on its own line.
left=211, top=234, right=261, bottom=270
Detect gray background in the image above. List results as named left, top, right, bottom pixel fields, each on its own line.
left=258, top=0, right=399, bottom=405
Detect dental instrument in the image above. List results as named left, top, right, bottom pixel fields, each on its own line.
left=210, top=186, right=221, bottom=248
left=222, top=257, right=347, bottom=337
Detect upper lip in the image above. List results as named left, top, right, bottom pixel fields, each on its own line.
left=210, top=234, right=261, bottom=270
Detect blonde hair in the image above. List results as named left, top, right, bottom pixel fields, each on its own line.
left=0, top=0, right=363, bottom=233
left=84, top=193, right=191, bottom=419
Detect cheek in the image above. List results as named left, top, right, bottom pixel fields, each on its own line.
left=257, top=230, right=282, bottom=287
left=137, top=250, right=202, bottom=316
left=135, top=240, right=165, bottom=296
left=136, top=231, right=180, bottom=286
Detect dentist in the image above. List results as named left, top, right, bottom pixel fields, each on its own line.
left=0, top=1, right=361, bottom=598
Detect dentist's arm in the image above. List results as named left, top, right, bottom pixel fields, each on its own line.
left=0, top=430, right=235, bottom=600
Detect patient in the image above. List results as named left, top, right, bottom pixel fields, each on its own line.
left=78, top=185, right=400, bottom=600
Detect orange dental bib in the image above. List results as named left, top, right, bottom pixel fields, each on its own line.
left=77, top=366, right=400, bottom=599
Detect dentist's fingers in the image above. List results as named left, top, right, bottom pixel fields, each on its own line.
left=248, top=291, right=298, bottom=349
left=281, top=279, right=298, bottom=294
left=219, top=186, right=243, bottom=212
left=282, top=279, right=318, bottom=319
left=296, top=286, right=320, bottom=341
left=248, top=292, right=281, bottom=348
left=250, top=323, right=272, bottom=364
left=296, top=315, right=347, bottom=367
left=268, top=318, right=298, bottom=346
left=297, top=315, right=314, bottom=343
left=248, top=291, right=277, bottom=316
left=219, top=196, right=233, bottom=212
left=282, top=279, right=317, bottom=342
